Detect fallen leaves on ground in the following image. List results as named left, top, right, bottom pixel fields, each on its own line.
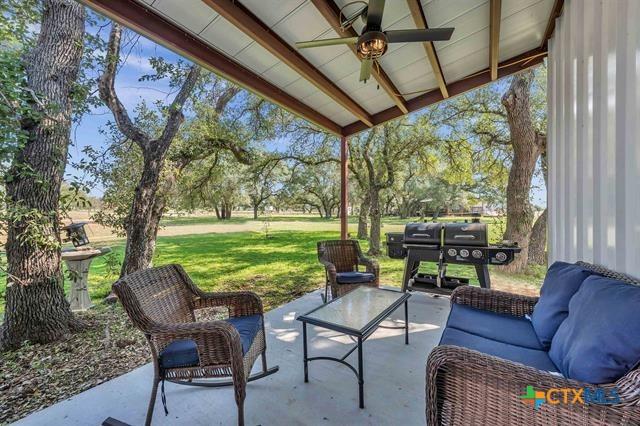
left=0, top=305, right=149, bottom=424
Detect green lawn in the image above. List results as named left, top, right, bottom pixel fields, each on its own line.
left=1, top=216, right=545, bottom=315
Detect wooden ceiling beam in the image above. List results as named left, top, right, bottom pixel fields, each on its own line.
left=201, top=0, right=373, bottom=127
left=342, top=47, right=547, bottom=136
left=78, top=0, right=343, bottom=135
left=489, top=0, right=502, bottom=81
left=541, top=0, right=565, bottom=49
left=310, top=0, right=409, bottom=114
left=406, top=0, right=448, bottom=98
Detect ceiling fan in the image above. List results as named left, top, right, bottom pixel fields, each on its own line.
left=295, top=0, right=455, bottom=83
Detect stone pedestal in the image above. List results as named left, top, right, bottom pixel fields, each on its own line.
left=62, top=247, right=111, bottom=311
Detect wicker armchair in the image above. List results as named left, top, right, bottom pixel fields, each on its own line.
left=425, top=262, right=640, bottom=425
left=113, top=264, right=278, bottom=426
left=317, top=239, right=379, bottom=301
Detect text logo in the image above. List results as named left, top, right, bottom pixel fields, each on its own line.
left=519, top=385, right=621, bottom=410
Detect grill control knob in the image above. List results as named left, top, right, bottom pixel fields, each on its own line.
left=460, top=249, right=470, bottom=258
left=495, top=252, right=508, bottom=262
left=472, top=249, right=483, bottom=259
left=447, top=248, right=457, bottom=257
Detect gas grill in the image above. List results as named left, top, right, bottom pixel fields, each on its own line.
left=386, top=221, right=521, bottom=294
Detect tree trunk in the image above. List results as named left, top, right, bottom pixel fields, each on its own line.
left=99, top=23, right=200, bottom=279
left=528, top=150, right=548, bottom=265
left=399, top=197, right=413, bottom=219
left=120, top=152, right=165, bottom=276
left=1, top=0, right=86, bottom=349
left=528, top=208, right=547, bottom=265
left=501, top=71, right=544, bottom=273
left=357, top=196, right=369, bottom=240
left=253, top=203, right=259, bottom=219
left=368, top=189, right=382, bottom=255
left=320, top=201, right=331, bottom=219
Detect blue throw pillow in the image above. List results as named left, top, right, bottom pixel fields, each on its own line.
left=531, top=262, right=592, bottom=348
left=549, top=275, right=640, bottom=384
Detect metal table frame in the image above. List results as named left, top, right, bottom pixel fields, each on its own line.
left=297, top=288, right=411, bottom=409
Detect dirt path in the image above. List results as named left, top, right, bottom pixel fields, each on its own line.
left=65, top=210, right=406, bottom=244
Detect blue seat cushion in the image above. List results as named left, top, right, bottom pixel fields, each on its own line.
left=549, top=276, right=640, bottom=384
left=440, top=327, right=559, bottom=373
left=159, top=339, right=199, bottom=369
left=531, top=261, right=593, bottom=348
left=446, top=304, right=543, bottom=350
left=336, top=271, right=375, bottom=284
left=224, top=314, right=262, bottom=355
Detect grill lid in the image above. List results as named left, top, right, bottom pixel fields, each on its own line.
left=404, top=222, right=443, bottom=245
left=443, top=222, right=488, bottom=247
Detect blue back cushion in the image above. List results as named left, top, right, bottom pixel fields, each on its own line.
left=549, top=276, right=640, bottom=384
left=225, top=314, right=262, bottom=355
left=531, top=262, right=592, bottom=348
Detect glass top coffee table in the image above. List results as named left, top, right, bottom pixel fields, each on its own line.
left=297, top=286, right=411, bottom=408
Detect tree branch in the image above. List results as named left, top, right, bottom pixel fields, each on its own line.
left=158, top=65, right=201, bottom=147
left=98, top=23, right=150, bottom=148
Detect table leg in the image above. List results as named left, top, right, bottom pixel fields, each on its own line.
left=404, top=300, right=409, bottom=345
left=303, top=322, right=308, bottom=383
left=401, top=255, right=420, bottom=292
left=357, top=337, right=364, bottom=409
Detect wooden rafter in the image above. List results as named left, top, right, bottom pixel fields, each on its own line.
left=541, top=0, right=565, bottom=49
left=406, top=0, right=448, bottom=98
left=78, top=0, right=343, bottom=135
left=489, top=0, right=502, bottom=81
left=310, top=0, right=409, bottom=114
left=201, top=0, right=373, bottom=127
left=342, top=47, right=547, bottom=136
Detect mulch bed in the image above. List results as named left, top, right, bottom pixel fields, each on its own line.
left=0, top=305, right=150, bottom=424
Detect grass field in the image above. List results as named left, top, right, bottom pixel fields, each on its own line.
left=0, top=215, right=545, bottom=314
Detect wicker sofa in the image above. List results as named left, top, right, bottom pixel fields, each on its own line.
left=426, top=262, right=640, bottom=425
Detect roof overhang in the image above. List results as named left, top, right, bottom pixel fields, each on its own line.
left=78, top=0, right=564, bottom=137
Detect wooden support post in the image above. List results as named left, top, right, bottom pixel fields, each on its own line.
left=489, top=0, right=502, bottom=81
left=340, top=136, right=349, bottom=240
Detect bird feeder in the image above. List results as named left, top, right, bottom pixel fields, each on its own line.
left=62, top=222, right=90, bottom=247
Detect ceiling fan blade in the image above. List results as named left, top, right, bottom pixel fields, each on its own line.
left=359, top=58, right=373, bottom=82
left=366, top=0, right=385, bottom=29
left=385, top=28, right=455, bottom=43
left=295, top=36, right=358, bottom=49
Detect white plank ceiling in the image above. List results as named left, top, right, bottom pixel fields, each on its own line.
left=135, top=0, right=554, bottom=127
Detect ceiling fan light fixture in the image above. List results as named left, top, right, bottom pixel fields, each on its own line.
left=357, top=31, right=387, bottom=60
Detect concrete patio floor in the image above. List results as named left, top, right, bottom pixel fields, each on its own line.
left=16, top=288, right=451, bottom=426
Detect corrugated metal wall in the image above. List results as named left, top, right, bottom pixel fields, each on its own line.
left=548, top=0, right=640, bottom=276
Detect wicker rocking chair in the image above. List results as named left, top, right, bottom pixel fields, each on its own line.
left=317, top=240, right=379, bottom=301
left=112, top=264, right=278, bottom=426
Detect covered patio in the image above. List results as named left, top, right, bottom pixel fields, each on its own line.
left=15, top=0, right=640, bottom=424
left=17, top=290, right=451, bottom=425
